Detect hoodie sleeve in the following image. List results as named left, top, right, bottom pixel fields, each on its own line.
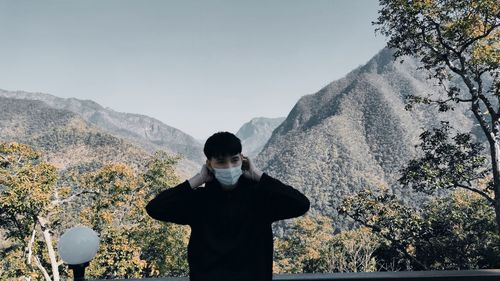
left=145, top=180, right=197, bottom=225
left=258, top=172, right=310, bottom=222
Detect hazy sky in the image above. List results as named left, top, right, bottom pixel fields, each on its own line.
left=0, top=0, right=386, bottom=140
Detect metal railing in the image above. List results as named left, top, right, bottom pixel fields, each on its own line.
left=100, top=269, right=500, bottom=281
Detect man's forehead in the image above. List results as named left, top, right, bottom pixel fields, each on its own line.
left=214, top=154, right=240, bottom=160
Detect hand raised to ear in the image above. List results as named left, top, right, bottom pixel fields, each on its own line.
left=241, top=155, right=263, bottom=182
left=188, top=164, right=214, bottom=189
left=200, top=164, right=214, bottom=183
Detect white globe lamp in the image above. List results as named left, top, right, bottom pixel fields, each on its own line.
left=58, top=226, right=100, bottom=280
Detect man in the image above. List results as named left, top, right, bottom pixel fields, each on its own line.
left=146, top=131, right=310, bottom=281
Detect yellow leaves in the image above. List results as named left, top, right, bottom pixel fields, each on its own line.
left=143, top=151, right=182, bottom=196
left=85, top=163, right=141, bottom=196
left=86, top=228, right=147, bottom=279
left=471, top=28, right=500, bottom=66
left=100, top=210, right=114, bottom=225
left=415, top=0, right=437, bottom=18
left=413, top=0, right=433, bottom=8
left=75, top=158, right=191, bottom=277
left=274, top=216, right=380, bottom=273
left=59, top=186, right=71, bottom=197
left=0, top=141, right=190, bottom=279
left=473, top=0, right=500, bottom=13
left=0, top=245, right=35, bottom=279
left=0, top=142, right=58, bottom=219
left=406, top=244, right=416, bottom=256
left=378, top=0, right=499, bottom=82
left=80, top=162, right=146, bottom=231
left=329, top=227, right=379, bottom=272
left=0, top=142, right=41, bottom=161
left=370, top=214, right=380, bottom=224
left=274, top=214, right=334, bottom=273
left=79, top=207, right=93, bottom=225
left=273, top=258, right=295, bottom=274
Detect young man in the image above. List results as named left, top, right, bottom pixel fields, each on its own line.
left=146, top=131, right=310, bottom=281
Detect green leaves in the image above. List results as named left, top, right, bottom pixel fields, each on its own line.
left=399, top=122, right=491, bottom=199
left=143, top=151, right=181, bottom=198
left=375, top=2, right=499, bottom=223
left=338, top=188, right=500, bottom=270
left=375, top=0, right=499, bottom=74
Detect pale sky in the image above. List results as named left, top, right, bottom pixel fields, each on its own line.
left=0, top=0, right=387, bottom=140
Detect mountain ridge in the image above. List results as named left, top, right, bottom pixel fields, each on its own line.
left=236, top=116, right=285, bottom=158
left=256, top=48, right=475, bottom=228
left=0, top=89, right=204, bottom=175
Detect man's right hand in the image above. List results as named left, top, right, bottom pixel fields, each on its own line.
left=188, top=164, right=214, bottom=189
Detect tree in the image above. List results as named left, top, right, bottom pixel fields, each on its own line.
left=339, top=188, right=500, bottom=270
left=79, top=152, right=190, bottom=279
left=0, top=143, right=190, bottom=279
left=78, top=163, right=148, bottom=279
left=374, top=0, right=500, bottom=228
left=137, top=151, right=190, bottom=277
left=273, top=214, right=380, bottom=273
left=339, top=188, right=427, bottom=270
left=418, top=189, right=500, bottom=269
left=328, top=227, right=379, bottom=273
left=273, top=215, right=333, bottom=273
left=399, top=121, right=491, bottom=195
left=0, top=142, right=68, bottom=281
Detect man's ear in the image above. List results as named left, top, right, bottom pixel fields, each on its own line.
left=206, top=159, right=213, bottom=172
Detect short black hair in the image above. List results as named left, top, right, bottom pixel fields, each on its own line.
left=203, top=131, right=242, bottom=160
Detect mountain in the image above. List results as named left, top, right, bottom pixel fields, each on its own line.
left=255, top=48, right=475, bottom=227
left=236, top=117, right=286, bottom=158
left=0, top=89, right=204, bottom=176
left=0, top=97, right=150, bottom=172
left=0, top=48, right=479, bottom=230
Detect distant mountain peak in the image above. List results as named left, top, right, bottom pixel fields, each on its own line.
left=255, top=47, right=473, bottom=229
left=0, top=89, right=205, bottom=176
left=236, top=116, right=285, bottom=158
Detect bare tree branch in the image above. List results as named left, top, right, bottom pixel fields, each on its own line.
left=26, top=229, right=36, bottom=266
left=51, top=190, right=99, bottom=205
left=37, top=216, right=60, bottom=281
left=455, top=183, right=495, bottom=205
left=348, top=215, right=428, bottom=270
left=428, top=18, right=460, bottom=57
left=33, top=255, right=52, bottom=281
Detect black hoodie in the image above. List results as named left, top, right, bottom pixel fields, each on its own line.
left=145, top=172, right=310, bottom=281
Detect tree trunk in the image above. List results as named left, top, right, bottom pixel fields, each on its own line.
left=38, top=216, right=60, bottom=281
left=489, top=138, right=500, bottom=232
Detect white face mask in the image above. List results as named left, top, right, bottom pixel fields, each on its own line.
left=213, top=164, right=242, bottom=188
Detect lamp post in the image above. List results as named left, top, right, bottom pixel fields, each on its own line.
left=58, top=226, right=100, bottom=281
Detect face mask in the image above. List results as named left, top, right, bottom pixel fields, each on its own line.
left=213, top=164, right=242, bottom=188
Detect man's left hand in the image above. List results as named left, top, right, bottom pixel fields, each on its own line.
left=241, top=154, right=263, bottom=182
